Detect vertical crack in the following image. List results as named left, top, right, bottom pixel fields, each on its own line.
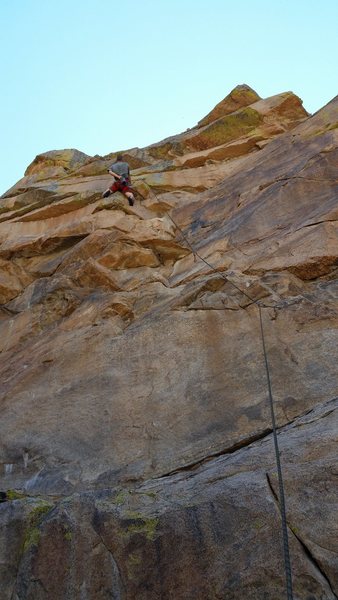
left=91, top=516, right=125, bottom=599
left=266, top=472, right=279, bottom=503
left=266, top=473, right=338, bottom=599
left=289, top=530, right=338, bottom=599
left=10, top=571, right=19, bottom=600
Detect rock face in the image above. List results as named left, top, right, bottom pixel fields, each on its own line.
left=0, top=86, right=337, bottom=599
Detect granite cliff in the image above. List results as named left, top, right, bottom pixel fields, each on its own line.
left=1, top=85, right=338, bottom=599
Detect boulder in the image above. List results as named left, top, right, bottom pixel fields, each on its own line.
left=25, top=149, right=91, bottom=176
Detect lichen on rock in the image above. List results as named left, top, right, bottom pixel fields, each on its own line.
left=0, top=86, right=338, bottom=599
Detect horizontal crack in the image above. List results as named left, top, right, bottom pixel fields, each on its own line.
left=158, top=428, right=272, bottom=479
left=292, top=407, right=337, bottom=429
left=159, top=398, right=338, bottom=481
left=278, top=176, right=338, bottom=183
left=288, top=397, right=338, bottom=430
left=292, top=218, right=338, bottom=234
left=185, top=305, right=243, bottom=312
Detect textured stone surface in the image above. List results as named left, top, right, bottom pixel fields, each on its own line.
left=0, top=87, right=337, bottom=599
left=1, top=398, right=337, bottom=599
left=24, top=148, right=91, bottom=175
left=197, top=84, right=261, bottom=127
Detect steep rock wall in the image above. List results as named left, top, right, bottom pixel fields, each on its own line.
left=0, top=87, right=337, bottom=599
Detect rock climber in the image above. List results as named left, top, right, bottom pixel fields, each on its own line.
left=102, top=154, right=135, bottom=206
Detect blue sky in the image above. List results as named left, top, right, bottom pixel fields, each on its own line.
left=1, top=0, right=337, bottom=195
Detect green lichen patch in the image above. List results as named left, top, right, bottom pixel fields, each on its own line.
left=23, top=501, right=54, bottom=552
left=64, top=530, right=72, bottom=541
left=290, top=525, right=300, bottom=536
left=126, top=550, right=143, bottom=581
left=231, top=87, right=259, bottom=102
left=304, top=121, right=338, bottom=138
left=28, top=502, right=54, bottom=523
left=189, top=107, right=263, bottom=151
left=123, top=511, right=159, bottom=541
left=148, top=142, right=177, bottom=160
left=113, top=490, right=128, bottom=506
left=6, top=489, right=27, bottom=500
left=23, top=527, right=41, bottom=551
left=138, top=490, right=157, bottom=500
left=128, top=551, right=142, bottom=567
left=253, top=519, right=265, bottom=530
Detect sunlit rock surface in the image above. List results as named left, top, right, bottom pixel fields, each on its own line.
left=0, top=86, right=337, bottom=599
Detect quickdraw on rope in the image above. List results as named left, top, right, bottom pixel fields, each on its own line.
left=165, top=209, right=294, bottom=600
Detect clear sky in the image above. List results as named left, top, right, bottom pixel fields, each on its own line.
left=1, top=0, right=337, bottom=195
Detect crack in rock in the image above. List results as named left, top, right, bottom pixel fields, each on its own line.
left=290, top=530, right=338, bottom=599
left=266, top=473, right=338, bottom=599
left=158, top=428, right=273, bottom=478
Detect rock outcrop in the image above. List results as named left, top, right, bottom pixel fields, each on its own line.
left=0, top=86, right=337, bottom=599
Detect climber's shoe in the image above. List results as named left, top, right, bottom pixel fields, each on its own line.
left=102, top=190, right=111, bottom=199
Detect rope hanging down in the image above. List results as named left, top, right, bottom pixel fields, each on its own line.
left=165, top=210, right=294, bottom=600
left=259, top=306, right=293, bottom=600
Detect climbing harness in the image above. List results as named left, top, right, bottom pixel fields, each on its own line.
left=145, top=193, right=294, bottom=599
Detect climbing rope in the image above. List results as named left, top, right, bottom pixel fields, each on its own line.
left=160, top=206, right=294, bottom=599
left=259, top=305, right=293, bottom=600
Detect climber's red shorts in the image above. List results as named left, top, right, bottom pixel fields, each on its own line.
left=109, top=180, right=132, bottom=194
